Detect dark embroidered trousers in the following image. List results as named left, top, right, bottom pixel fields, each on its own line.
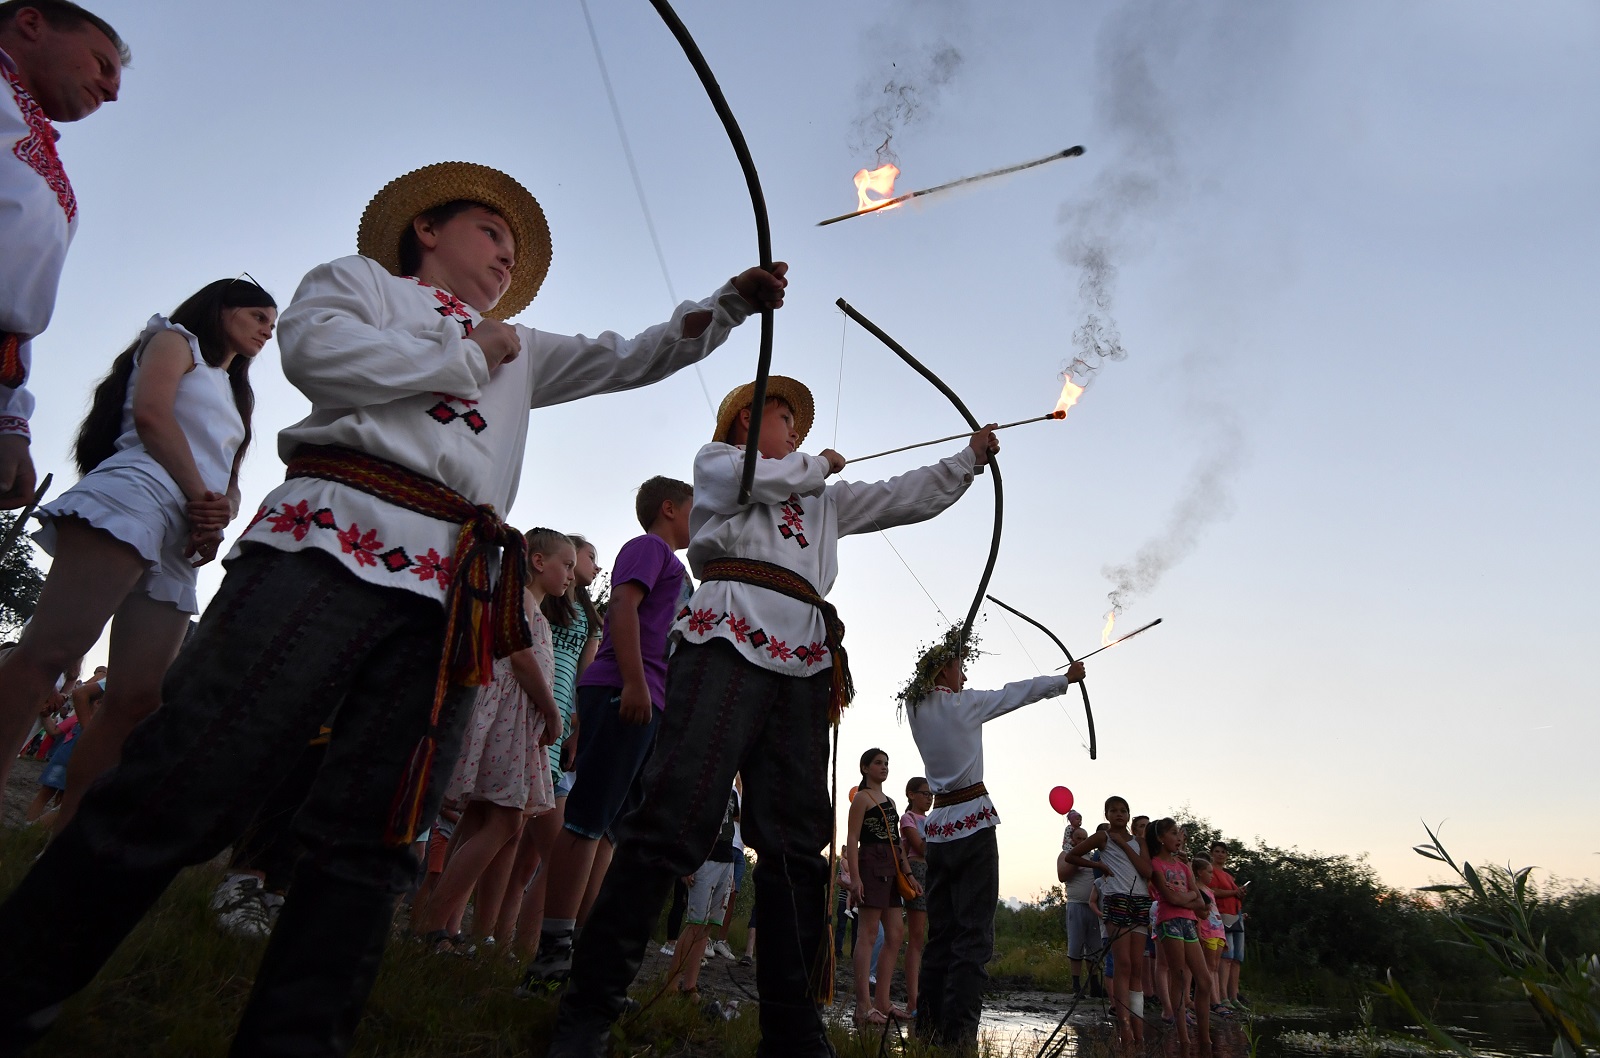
left=554, top=639, right=835, bottom=1058
left=0, top=546, right=474, bottom=1058
left=918, top=826, right=1000, bottom=1050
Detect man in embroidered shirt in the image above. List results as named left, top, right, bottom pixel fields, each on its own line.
left=0, top=161, right=787, bottom=1057
left=0, top=0, right=127, bottom=507
left=904, top=644, right=1086, bottom=1050
left=548, top=376, right=998, bottom=1058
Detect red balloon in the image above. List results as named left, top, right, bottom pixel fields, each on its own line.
left=1048, top=786, right=1075, bottom=815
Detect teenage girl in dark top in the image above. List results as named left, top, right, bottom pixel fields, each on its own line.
left=845, top=747, right=920, bottom=1025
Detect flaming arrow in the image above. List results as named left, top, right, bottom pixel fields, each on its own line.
left=836, top=299, right=1001, bottom=651
left=984, top=594, right=1097, bottom=761
left=648, top=0, right=774, bottom=506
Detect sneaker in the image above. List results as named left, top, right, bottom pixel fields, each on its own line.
left=211, top=874, right=276, bottom=938
left=521, top=932, right=574, bottom=987
left=660, top=941, right=676, bottom=956
left=738, top=954, right=754, bottom=967
left=711, top=939, right=736, bottom=960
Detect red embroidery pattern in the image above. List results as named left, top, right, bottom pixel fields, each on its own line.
left=258, top=498, right=454, bottom=588
left=777, top=495, right=809, bottom=548
left=686, top=608, right=718, bottom=635
left=933, top=804, right=998, bottom=838
left=426, top=393, right=488, bottom=434
left=673, top=605, right=825, bottom=667
left=765, top=638, right=793, bottom=662
left=403, top=277, right=476, bottom=336
left=3, top=65, right=76, bottom=221
left=0, top=414, right=29, bottom=438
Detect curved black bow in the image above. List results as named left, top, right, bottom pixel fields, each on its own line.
left=984, top=593, right=1097, bottom=760
left=834, top=299, right=1001, bottom=649
left=648, top=1, right=773, bottom=505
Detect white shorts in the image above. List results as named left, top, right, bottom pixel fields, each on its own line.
left=35, top=464, right=199, bottom=613
left=686, top=859, right=735, bottom=926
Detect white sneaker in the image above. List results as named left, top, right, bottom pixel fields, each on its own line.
left=712, top=940, right=736, bottom=960
left=660, top=942, right=676, bottom=956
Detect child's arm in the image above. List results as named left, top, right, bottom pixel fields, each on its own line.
left=508, top=649, right=562, bottom=748
left=694, top=443, right=830, bottom=512
left=524, top=279, right=762, bottom=409
left=960, top=674, right=1082, bottom=725
left=606, top=581, right=653, bottom=725
left=901, top=817, right=926, bottom=859
left=275, top=257, right=496, bottom=408
left=844, top=794, right=869, bottom=904
left=1108, top=829, right=1154, bottom=879
left=1064, top=831, right=1110, bottom=873
left=830, top=445, right=979, bottom=537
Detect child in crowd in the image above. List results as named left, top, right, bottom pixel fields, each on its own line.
left=1209, top=840, right=1247, bottom=1006
left=664, top=783, right=741, bottom=1000
left=415, top=527, right=570, bottom=951
left=23, top=683, right=95, bottom=823
left=900, top=775, right=932, bottom=1018
left=506, top=534, right=603, bottom=953
left=549, top=377, right=996, bottom=1058
left=1146, top=818, right=1213, bottom=1054
left=904, top=634, right=1085, bottom=1049
left=0, top=160, right=785, bottom=1056
left=0, top=279, right=277, bottom=831
left=834, top=844, right=858, bottom=960
left=1193, top=856, right=1230, bottom=1018
left=846, top=748, right=915, bottom=1026
left=526, top=478, right=695, bottom=982
left=1066, top=796, right=1150, bottom=1044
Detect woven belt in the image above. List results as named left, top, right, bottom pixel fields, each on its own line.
left=285, top=443, right=530, bottom=845
left=932, top=781, right=987, bottom=809
left=700, top=557, right=854, bottom=723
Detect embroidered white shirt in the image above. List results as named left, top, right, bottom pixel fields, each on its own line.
left=906, top=675, right=1072, bottom=843
left=230, top=255, right=750, bottom=600
left=673, top=443, right=978, bottom=676
left=0, top=47, right=79, bottom=438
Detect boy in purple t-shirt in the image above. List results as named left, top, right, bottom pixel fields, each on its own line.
left=525, top=476, right=692, bottom=982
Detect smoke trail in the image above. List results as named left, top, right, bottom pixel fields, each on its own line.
left=1103, top=411, right=1244, bottom=620
left=1059, top=3, right=1252, bottom=624
left=851, top=5, right=969, bottom=165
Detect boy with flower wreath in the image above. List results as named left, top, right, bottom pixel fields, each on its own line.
left=903, top=628, right=1086, bottom=1050
left=548, top=376, right=999, bottom=1058
left=0, top=160, right=786, bottom=1056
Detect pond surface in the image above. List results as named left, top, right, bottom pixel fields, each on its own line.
left=976, top=992, right=1551, bottom=1058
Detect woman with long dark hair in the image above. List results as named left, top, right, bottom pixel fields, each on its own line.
left=0, top=278, right=276, bottom=824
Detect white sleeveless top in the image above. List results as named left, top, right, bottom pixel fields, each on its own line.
left=95, top=315, right=245, bottom=502
left=1098, top=834, right=1145, bottom=896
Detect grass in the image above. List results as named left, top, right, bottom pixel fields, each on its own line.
left=1, top=827, right=1044, bottom=1058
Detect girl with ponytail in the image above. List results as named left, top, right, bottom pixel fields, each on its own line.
left=0, top=277, right=277, bottom=826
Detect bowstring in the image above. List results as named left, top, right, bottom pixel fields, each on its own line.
left=994, top=609, right=1090, bottom=753
left=830, top=309, right=952, bottom=626
left=579, top=0, right=716, bottom=416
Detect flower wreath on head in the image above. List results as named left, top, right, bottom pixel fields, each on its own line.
left=897, top=622, right=983, bottom=717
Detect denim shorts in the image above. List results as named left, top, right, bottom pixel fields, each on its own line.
left=561, top=685, right=660, bottom=840
left=1224, top=922, right=1245, bottom=963
left=1155, top=917, right=1199, bottom=943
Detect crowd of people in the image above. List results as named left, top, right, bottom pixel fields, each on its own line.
left=0, top=3, right=1220, bottom=1057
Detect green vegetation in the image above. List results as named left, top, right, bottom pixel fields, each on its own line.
left=990, top=810, right=1600, bottom=1011
left=0, top=512, right=45, bottom=639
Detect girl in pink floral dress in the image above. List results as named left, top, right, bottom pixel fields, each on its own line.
left=414, top=528, right=574, bottom=950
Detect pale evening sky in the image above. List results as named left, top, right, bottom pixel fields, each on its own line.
left=19, top=0, right=1599, bottom=899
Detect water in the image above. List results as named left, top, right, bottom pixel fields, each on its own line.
left=977, top=992, right=1552, bottom=1058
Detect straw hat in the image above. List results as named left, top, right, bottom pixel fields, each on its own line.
left=713, top=376, right=815, bottom=447
left=357, top=162, right=552, bottom=320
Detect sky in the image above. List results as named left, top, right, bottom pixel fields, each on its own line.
left=18, top=0, right=1600, bottom=900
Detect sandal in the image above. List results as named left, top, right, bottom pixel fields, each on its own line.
left=675, top=986, right=701, bottom=1003
left=888, top=1007, right=913, bottom=1022
left=858, top=1009, right=889, bottom=1026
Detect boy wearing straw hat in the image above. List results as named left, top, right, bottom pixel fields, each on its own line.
left=547, top=378, right=997, bottom=1058
left=0, top=160, right=786, bottom=1057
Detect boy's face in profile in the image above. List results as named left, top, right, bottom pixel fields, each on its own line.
left=414, top=206, right=516, bottom=312
left=654, top=495, right=694, bottom=551
left=733, top=398, right=798, bottom=459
